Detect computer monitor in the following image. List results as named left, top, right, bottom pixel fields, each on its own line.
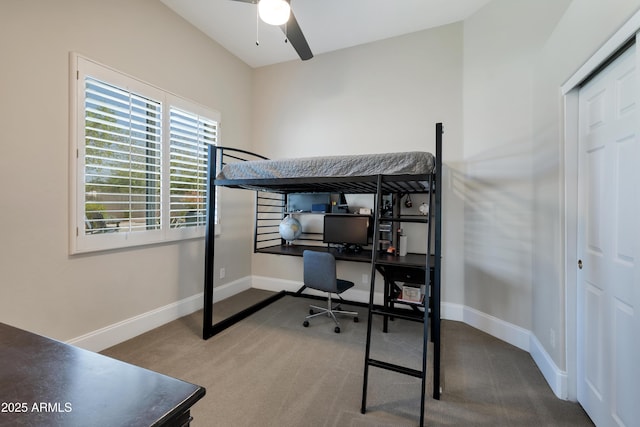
left=323, top=214, right=370, bottom=248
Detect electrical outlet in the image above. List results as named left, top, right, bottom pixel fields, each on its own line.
left=220, top=267, right=226, bottom=279
left=362, top=274, right=368, bottom=284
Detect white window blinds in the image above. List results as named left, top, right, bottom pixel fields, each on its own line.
left=169, top=108, right=217, bottom=229
left=71, top=54, right=220, bottom=253
left=84, top=77, right=162, bottom=234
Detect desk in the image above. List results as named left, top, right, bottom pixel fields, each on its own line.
left=257, top=244, right=435, bottom=267
left=258, top=244, right=435, bottom=332
left=0, top=323, right=205, bottom=427
left=260, top=244, right=440, bottom=403
left=376, top=263, right=434, bottom=333
left=257, top=243, right=371, bottom=262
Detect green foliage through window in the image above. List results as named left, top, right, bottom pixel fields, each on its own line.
left=73, top=54, right=219, bottom=253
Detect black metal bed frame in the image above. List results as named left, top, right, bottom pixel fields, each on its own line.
left=202, top=123, right=443, bottom=426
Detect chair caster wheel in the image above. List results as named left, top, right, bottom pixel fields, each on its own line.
left=354, top=317, right=359, bottom=323
left=334, top=326, right=340, bottom=333
left=309, top=309, right=314, bottom=315
left=303, top=321, right=309, bottom=328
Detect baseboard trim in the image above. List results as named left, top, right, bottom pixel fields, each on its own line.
left=68, top=274, right=567, bottom=400
left=461, top=305, right=531, bottom=351
left=67, top=277, right=251, bottom=352
left=529, top=333, right=568, bottom=399
left=251, top=275, right=385, bottom=305
left=448, top=304, right=566, bottom=399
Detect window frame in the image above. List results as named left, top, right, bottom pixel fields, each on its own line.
left=69, top=54, right=219, bottom=254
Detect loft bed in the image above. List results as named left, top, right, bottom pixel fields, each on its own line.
left=203, top=123, right=443, bottom=421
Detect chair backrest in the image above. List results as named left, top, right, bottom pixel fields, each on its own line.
left=303, top=250, right=338, bottom=293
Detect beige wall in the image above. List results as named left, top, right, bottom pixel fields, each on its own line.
left=0, top=0, right=254, bottom=341
left=4, top=0, right=640, bottom=384
left=531, top=0, right=640, bottom=373
left=250, top=23, right=465, bottom=302
left=462, top=0, right=572, bottom=344
left=249, top=0, right=640, bottom=380
left=464, top=0, right=640, bottom=375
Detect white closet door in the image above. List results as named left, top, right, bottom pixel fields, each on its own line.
left=577, top=43, right=640, bottom=426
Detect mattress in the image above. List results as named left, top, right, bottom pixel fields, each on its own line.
left=216, top=151, right=435, bottom=180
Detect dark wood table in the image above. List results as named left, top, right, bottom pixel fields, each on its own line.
left=0, top=322, right=205, bottom=426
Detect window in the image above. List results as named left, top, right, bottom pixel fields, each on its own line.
left=168, top=107, right=215, bottom=229
left=71, top=54, right=219, bottom=253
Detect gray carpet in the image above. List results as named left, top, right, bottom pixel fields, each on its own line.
left=101, top=290, right=593, bottom=426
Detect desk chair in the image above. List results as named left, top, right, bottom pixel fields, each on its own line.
left=302, top=250, right=359, bottom=333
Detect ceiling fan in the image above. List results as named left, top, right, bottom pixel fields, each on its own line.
left=230, top=0, right=313, bottom=61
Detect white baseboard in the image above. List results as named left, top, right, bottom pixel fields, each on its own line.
left=461, top=305, right=531, bottom=351
left=443, top=303, right=566, bottom=399
left=250, top=275, right=302, bottom=294
left=251, top=275, right=385, bottom=305
left=67, top=274, right=567, bottom=400
left=67, top=276, right=251, bottom=352
left=212, top=275, right=253, bottom=301
left=441, top=301, right=465, bottom=321
left=529, top=333, right=568, bottom=399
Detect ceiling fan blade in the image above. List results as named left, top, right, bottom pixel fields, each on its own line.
left=280, top=9, right=313, bottom=61
left=229, top=0, right=313, bottom=60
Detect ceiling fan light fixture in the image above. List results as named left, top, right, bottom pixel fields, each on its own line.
left=258, top=0, right=290, bottom=26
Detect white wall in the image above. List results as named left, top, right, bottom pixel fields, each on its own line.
left=462, top=0, right=572, bottom=339
left=531, top=0, right=640, bottom=377
left=248, top=0, right=640, bottom=398
left=463, top=0, right=640, bottom=390
left=4, top=1, right=640, bottom=393
left=0, top=0, right=254, bottom=343
left=246, top=1, right=575, bottom=375
left=250, top=24, right=465, bottom=304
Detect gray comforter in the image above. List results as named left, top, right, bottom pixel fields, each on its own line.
left=216, top=151, right=435, bottom=180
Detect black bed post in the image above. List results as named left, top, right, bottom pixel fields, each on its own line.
left=433, top=122, right=443, bottom=398
left=203, top=144, right=217, bottom=339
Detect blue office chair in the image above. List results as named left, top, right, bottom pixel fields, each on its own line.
left=302, top=250, right=359, bottom=333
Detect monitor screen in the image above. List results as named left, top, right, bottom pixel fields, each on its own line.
left=323, top=214, right=370, bottom=246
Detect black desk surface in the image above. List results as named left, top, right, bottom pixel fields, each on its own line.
left=0, top=322, right=205, bottom=427
left=257, top=244, right=435, bottom=268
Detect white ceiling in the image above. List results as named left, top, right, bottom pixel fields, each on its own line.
left=160, top=0, right=492, bottom=68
